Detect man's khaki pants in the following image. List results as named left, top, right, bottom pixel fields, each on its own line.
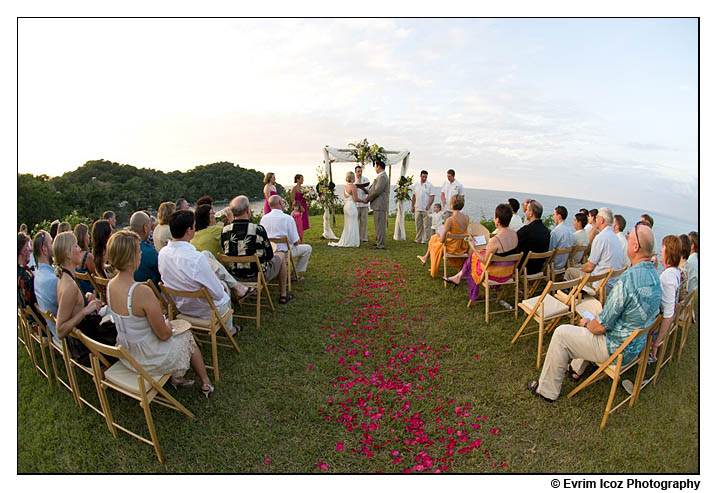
left=415, top=210, right=431, bottom=243
left=537, top=324, right=610, bottom=401
left=357, top=206, right=369, bottom=242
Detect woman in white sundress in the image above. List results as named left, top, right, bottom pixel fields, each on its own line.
left=329, top=171, right=367, bottom=248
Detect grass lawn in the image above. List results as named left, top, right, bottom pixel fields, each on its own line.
left=17, top=214, right=699, bottom=473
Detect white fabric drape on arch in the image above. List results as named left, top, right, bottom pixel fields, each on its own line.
left=322, top=146, right=410, bottom=241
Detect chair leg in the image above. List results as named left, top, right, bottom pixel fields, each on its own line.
left=443, top=253, right=447, bottom=288
left=536, top=318, right=544, bottom=370
left=484, top=283, right=489, bottom=324
left=211, top=329, right=219, bottom=383
left=512, top=316, right=533, bottom=345
left=263, top=278, right=275, bottom=312
left=139, top=380, right=165, bottom=464
left=91, top=356, right=117, bottom=437
left=600, top=372, right=621, bottom=430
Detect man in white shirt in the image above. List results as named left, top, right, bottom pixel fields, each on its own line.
left=686, top=231, right=698, bottom=294
left=572, top=212, right=589, bottom=266
left=565, top=207, right=625, bottom=291
left=613, top=214, right=629, bottom=268
left=549, top=206, right=575, bottom=269
left=354, top=165, right=370, bottom=242
left=440, top=169, right=464, bottom=220
left=411, top=170, right=435, bottom=243
left=158, top=209, right=235, bottom=334
left=260, top=195, right=313, bottom=277
left=507, top=198, right=523, bottom=232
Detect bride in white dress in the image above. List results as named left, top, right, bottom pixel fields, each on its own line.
left=329, top=171, right=367, bottom=248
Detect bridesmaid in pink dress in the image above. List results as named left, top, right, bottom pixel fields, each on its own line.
left=291, top=174, right=310, bottom=232
left=263, top=172, right=279, bottom=215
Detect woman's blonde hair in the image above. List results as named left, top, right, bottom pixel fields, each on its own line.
left=157, top=201, right=176, bottom=225
left=58, top=222, right=71, bottom=233
left=107, top=230, right=141, bottom=272
left=345, top=171, right=355, bottom=183
left=264, top=172, right=275, bottom=185
left=450, top=194, right=465, bottom=211
left=53, top=231, right=77, bottom=276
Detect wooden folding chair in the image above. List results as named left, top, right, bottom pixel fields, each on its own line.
left=519, top=250, right=556, bottom=298
left=676, top=289, right=697, bottom=362
left=513, top=275, right=590, bottom=369
left=567, top=315, right=663, bottom=429
left=35, top=308, right=76, bottom=402
left=217, top=253, right=275, bottom=329
left=578, top=269, right=614, bottom=305
left=646, top=297, right=685, bottom=386
left=442, top=233, right=470, bottom=287
left=76, top=331, right=195, bottom=464
left=20, top=307, right=53, bottom=386
left=550, top=247, right=573, bottom=282
left=143, top=280, right=169, bottom=315
left=465, top=245, right=523, bottom=324
left=17, top=306, right=31, bottom=359
left=66, top=328, right=114, bottom=417
left=159, top=283, right=238, bottom=382
left=91, top=274, right=110, bottom=303
left=568, top=244, right=588, bottom=268
left=268, top=236, right=296, bottom=294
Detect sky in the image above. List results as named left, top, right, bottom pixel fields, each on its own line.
left=17, top=18, right=698, bottom=218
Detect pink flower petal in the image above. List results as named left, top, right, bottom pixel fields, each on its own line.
left=307, top=364, right=313, bottom=370
left=317, top=461, right=329, bottom=471
left=336, top=442, right=344, bottom=451
left=264, top=458, right=271, bottom=464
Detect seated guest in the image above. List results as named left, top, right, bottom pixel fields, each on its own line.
left=507, top=198, right=523, bottom=232
left=73, top=223, right=97, bottom=295
left=18, top=233, right=39, bottom=312
left=612, top=214, right=629, bottom=267
left=58, top=221, right=72, bottom=234
left=527, top=223, right=661, bottom=401
left=585, top=208, right=598, bottom=237
left=685, top=231, right=698, bottom=295
left=54, top=232, right=117, bottom=364
left=49, top=220, right=60, bottom=239
left=103, top=210, right=117, bottom=233
left=33, top=230, right=59, bottom=341
left=106, top=230, right=214, bottom=396
left=145, top=214, right=156, bottom=248
left=565, top=207, right=624, bottom=292
left=91, top=219, right=113, bottom=278
left=417, top=194, right=470, bottom=278
left=158, top=210, right=236, bottom=334
left=517, top=200, right=550, bottom=275
left=196, top=195, right=213, bottom=207
left=260, top=195, right=313, bottom=281
left=153, top=201, right=176, bottom=252
left=549, top=205, right=574, bottom=270
left=176, top=198, right=190, bottom=211
left=572, top=212, right=589, bottom=265
left=521, top=198, right=533, bottom=225
left=191, top=204, right=224, bottom=258
left=678, top=234, right=692, bottom=302
left=640, top=213, right=654, bottom=228
left=650, top=235, right=682, bottom=362
left=443, top=203, right=520, bottom=304
left=221, top=195, right=288, bottom=303
left=20, top=224, right=35, bottom=271
left=129, top=211, right=161, bottom=287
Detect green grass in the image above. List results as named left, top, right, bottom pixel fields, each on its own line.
left=17, top=215, right=698, bottom=473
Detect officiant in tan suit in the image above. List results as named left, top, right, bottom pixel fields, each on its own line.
left=366, top=160, right=390, bottom=249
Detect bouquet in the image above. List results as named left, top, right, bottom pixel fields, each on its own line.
left=349, top=138, right=387, bottom=166
left=394, top=175, right=413, bottom=202
left=302, top=185, right=318, bottom=203
left=316, top=166, right=338, bottom=208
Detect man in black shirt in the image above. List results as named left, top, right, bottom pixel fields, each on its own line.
left=517, top=200, right=550, bottom=275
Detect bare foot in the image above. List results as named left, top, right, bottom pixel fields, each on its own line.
left=417, top=255, right=426, bottom=266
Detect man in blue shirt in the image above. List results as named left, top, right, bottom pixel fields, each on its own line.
left=528, top=223, right=661, bottom=402
left=129, top=211, right=160, bottom=287
left=32, top=230, right=59, bottom=341
left=549, top=205, right=575, bottom=270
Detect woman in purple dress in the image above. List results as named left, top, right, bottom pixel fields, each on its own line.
left=263, top=172, right=279, bottom=215
left=291, top=174, right=310, bottom=232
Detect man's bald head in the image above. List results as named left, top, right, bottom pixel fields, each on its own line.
left=129, top=211, right=150, bottom=240
left=636, top=223, right=654, bottom=255
left=628, top=223, right=655, bottom=263
left=229, top=195, right=250, bottom=217
left=268, top=194, right=283, bottom=209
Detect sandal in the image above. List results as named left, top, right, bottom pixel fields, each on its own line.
left=170, top=377, right=195, bottom=390
left=442, top=277, right=459, bottom=288
left=279, top=295, right=291, bottom=304
left=527, top=380, right=555, bottom=402
left=292, top=276, right=305, bottom=282
left=236, top=287, right=257, bottom=303
left=566, top=364, right=582, bottom=383
left=417, top=255, right=427, bottom=266
left=200, top=382, right=215, bottom=399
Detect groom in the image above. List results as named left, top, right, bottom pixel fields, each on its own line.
left=366, top=160, right=390, bottom=249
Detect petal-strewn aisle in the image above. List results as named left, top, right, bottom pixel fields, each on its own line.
left=316, top=258, right=507, bottom=473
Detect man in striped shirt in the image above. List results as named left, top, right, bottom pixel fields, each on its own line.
left=528, top=223, right=661, bottom=402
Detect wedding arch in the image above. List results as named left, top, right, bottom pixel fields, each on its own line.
left=321, top=144, right=410, bottom=241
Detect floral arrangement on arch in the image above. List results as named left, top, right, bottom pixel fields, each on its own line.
left=394, top=175, right=413, bottom=202
left=302, top=185, right=318, bottom=203
left=349, top=138, right=387, bottom=166
left=315, top=166, right=338, bottom=208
